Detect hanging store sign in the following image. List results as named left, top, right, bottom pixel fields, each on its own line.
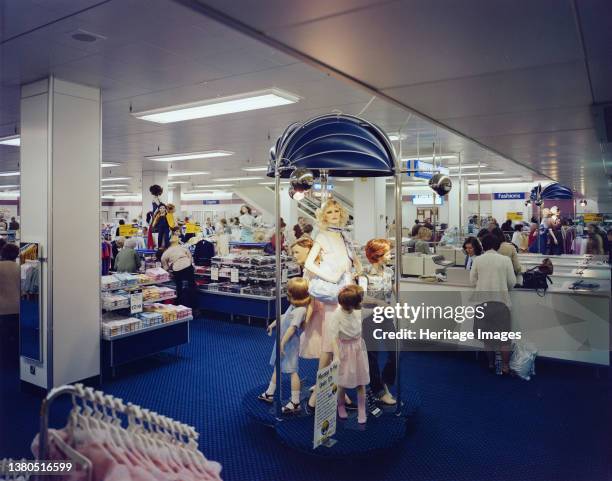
left=313, top=360, right=339, bottom=449
left=118, top=225, right=139, bottom=237
left=506, top=212, right=524, bottom=221
left=493, top=192, right=525, bottom=200
left=405, top=160, right=449, bottom=180
left=583, top=213, right=603, bottom=223
left=412, top=194, right=443, bottom=205
left=202, top=200, right=220, bottom=205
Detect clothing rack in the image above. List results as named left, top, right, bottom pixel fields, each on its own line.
left=37, top=383, right=222, bottom=481
left=0, top=459, right=32, bottom=481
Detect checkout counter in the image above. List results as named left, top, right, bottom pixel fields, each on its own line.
left=399, top=253, right=610, bottom=366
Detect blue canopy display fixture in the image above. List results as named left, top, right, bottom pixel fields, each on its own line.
left=268, top=114, right=396, bottom=178
left=268, top=113, right=403, bottom=419
left=530, top=182, right=574, bottom=201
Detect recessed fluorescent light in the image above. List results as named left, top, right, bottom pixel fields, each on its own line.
left=101, top=196, right=116, bottom=200
left=101, top=162, right=120, bottom=168
left=387, top=133, right=407, bottom=142
left=193, top=184, right=234, bottom=188
left=214, top=176, right=263, bottom=182
left=101, top=184, right=129, bottom=188
left=447, top=164, right=488, bottom=170
left=168, top=171, right=210, bottom=177
left=168, top=181, right=190, bottom=185
left=0, top=135, right=20, bottom=146
left=112, top=192, right=141, bottom=197
left=334, top=178, right=354, bottom=182
left=402, top=155, right=458, bottom=162
left=101, top=188, right=128, bottom=192
left=0, top=185, right=19, bottom=189
left=184, top=190, right=219, bottom=194
left=453, top=171, right=505, bottom=177
left=241, top=166, right=269, bottom=172
left=147, top=150, right=234, bottom=162
left=259, top=181, right=289, bottom=186
left=102, top=177, right=131, bottom=181
left=468, top=177, right=525, bottom=183
left=133, top=88, right=300, bottom=124
left=0, top=171, right=19, bottom=177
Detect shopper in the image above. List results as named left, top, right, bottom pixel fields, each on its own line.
left=527, top=223, right=539, bottom=253
left=0, top=243, right=20, bottom=363
left=111, top=236, right=124, bottom=271
left=161, top=232, right=195, bottom=307
left=0, top=217, right=7, bottom=231
left=219, top=218, right=231, bottom=234
left=293, top=216, right=306, bottom=240
left=114, top=237, right=141, bottom=273
left=268, top=218, right=287, bottom=254
left=411, top=219, right=421, bottom=237
left=470, top=234, right=516, bottom=375
left=548, top=220, right=564, bottom=255
left=301, top=223, right=314, bottom=239
left=462, top=236, right=482, bottom=270
left=511, top=224, right=524, bottom=251
left=501, top=219, right=513, bottom=235
left=586, top=223, right=604, bottom=255
left=491, top=227, right=521, bottom=275
left=8, top=217, right=19, bottom=231
left=414, top=227, right=432, bottom=254
left=115, top=219, right=125, bottom=237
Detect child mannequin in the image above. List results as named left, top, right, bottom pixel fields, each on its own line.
left=259, top=278, right=313, bottom=414
left=332, top=285, right=370, bottom=424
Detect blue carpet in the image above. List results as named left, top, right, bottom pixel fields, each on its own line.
left=0, top=317, right=609, bottom=481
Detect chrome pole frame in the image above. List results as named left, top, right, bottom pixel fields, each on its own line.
left=274, top=164, right=282, bottom=419
left=393, top=160, right=402, bottom=414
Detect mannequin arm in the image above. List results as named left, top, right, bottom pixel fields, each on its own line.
left=280, top=326, right=297, bottom=355
left=304, top=241, right=343, bottom=283
left=304, top=301, right=314, bottom=327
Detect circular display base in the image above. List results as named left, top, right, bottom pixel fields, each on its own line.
left=244, top=383, right=421, bottom=458
left=275, top=409, right=407, bottom=458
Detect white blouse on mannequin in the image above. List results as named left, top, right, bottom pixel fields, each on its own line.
left=304, top=229, right=354, bottom=285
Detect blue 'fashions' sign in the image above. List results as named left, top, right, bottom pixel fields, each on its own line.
left=493, top=192, right=525, bottom=200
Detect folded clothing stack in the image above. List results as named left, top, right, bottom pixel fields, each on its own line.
left=136, top=311, right=164, bottom=327
left=145, top=267, right=171, bottom=283
left=193, top=265, right=208, bottom=275
left=101, top=291, right=130, bottom=310
left=102, top=275, right=122, bottom=290
left=101, top=317, right=142, bottom=337
left=142, top=285, right=176, bottom=301
left=113, top=272, right=139, bottom=288
left=134, top=273, right=152, bottom=285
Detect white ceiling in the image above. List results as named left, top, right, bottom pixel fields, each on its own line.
left=179, top=0, right=612, bottom=203
left=0, top=0, right=560, bottom=197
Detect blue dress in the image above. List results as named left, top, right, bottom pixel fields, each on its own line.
left=269, top=305, right=306, bottom=373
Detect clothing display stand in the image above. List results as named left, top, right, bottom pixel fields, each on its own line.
left=243, top=114, right=417, bottom=457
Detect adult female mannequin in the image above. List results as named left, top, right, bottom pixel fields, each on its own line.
left=304, top=199, right=361, bottom=407
left=239, top=205, right=255, bottom=228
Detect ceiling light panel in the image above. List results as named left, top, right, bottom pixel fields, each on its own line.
left=168, top=171, right=210, bottom=177
left=147, top=150, right=234, bottom=162
left=102, top=177, right=131, bottom=181
left=0, top=171, right=20, bottom=177
left=133, top=88, right=300, bottom=124
left=214, top=176, right=263, bottom=182
left=101, top=162, right=120, bottom=168
left=0, top=135, right=20, bottom=146
left=241, top=166, right=269, bottom=172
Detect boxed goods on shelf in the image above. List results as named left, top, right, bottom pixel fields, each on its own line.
left=145, top=267, right=171, bottom=283
left=101, top=291, right=130, bottom=310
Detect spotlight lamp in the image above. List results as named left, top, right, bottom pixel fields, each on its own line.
left=579, top=199, right=587, bottom=207
left=428, top=173, right=452, bottom=196
left=524, top=199, right=532, bottom=207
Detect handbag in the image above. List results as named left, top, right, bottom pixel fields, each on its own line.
left=521, top=266, right=552, bottom=296
left=308, top=277, right=341, bottom=303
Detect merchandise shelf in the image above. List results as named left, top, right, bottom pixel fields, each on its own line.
left=101, top=316, right=192, bottom=341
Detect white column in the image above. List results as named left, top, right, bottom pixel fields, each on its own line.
left=352, top=177, right=386, bottom=245
left=448, top=178, right=468, bottom=230
left=167, top=185, right=182, bottom=220
left=20, top=78, right=101, bottom=389
left=280, top=185, right=298, bottom=235
left=142, top=170, right=168, bottom=222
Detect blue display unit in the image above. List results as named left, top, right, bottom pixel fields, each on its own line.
left=196, top=289, right=289, bottom=324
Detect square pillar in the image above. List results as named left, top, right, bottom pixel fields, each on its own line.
left=353, top=177, right=386, bottom=245
left=20, top=77, right=101, bottom=389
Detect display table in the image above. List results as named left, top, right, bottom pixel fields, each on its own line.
left=101, top=317, right=191, bottom=377
left=196, top=289, right=289, bottom=324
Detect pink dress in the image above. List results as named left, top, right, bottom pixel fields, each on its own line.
left=332, top=308, right=370, bottom=389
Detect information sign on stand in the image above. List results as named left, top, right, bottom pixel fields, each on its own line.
left=211, top=267, right=219, bottom=281
left=230, top=268, right=239, bottom=283
left=130, top=290, right=143, bottom=314
left=313, top=360, right=339, bottom=449
left=583, top=213, right=603, bottom=223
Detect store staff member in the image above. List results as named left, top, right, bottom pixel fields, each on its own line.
left=161, top=231, right=195, bottom=307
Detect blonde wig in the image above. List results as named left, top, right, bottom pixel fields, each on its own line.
left=315, top=198, right=349, bottom=228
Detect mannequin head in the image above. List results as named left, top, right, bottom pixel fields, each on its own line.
left=240, top=205, right=252, bottom=215
left=365, top=238, right=391, bottom=266
left=291, top=237, right=314, bottom=266
left=158, top=205, right=167, bottom=216
left=316, top=199, right=348, bottom=229
left=286, top=277, right=311, bottom=307
left=338, top=285, right=364, bottom=313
